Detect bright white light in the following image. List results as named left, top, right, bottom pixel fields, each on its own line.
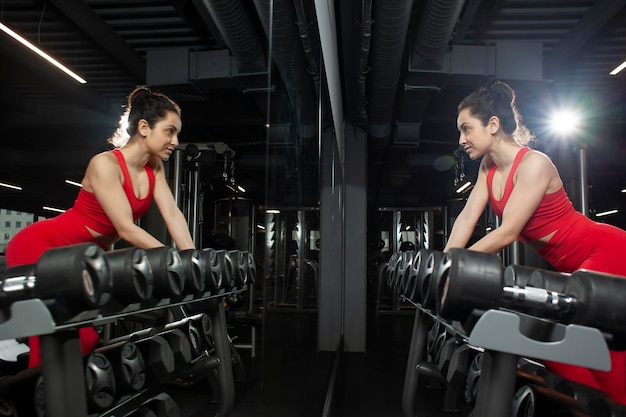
left=237, top=185, right=246, bottom=193
left=595, top=209, right=618, bottom=217
left=43, top=206, right=66, bottom=213
left=456, top=181, right=472, bottom=193
left=549, top=109, right=582, bottom=136
left=65, top=179, right=82, bottom=188
left=621, top=188, right=626, bottom=193
left=0, top=181, right=22, bottom=190
left=266, top=209, right=281, bottom=214
left=257, top=224, right=266, bottom=230
left=0, top=22, right=87, bottom=84
left=610, top=60, right=626, bottom=76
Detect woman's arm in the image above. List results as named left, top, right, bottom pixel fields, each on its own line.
left=468, top=151, right=556, bottom=254
left=444, top=159, right=490, bottom=252
left=86, top=153, right=166, bottom=248
left=151, top=159, right=196, bottom=250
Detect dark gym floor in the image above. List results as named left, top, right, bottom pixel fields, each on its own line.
left=219, top=309, right=457, bottom=417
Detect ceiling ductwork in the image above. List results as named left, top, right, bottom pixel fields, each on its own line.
left=198, top=0, right=267, bottom=73
left=412, top=0, right=466, bottom=70
left=252, top=0, right=317, bottom=139
left=367, top=0, right=415, bottom=139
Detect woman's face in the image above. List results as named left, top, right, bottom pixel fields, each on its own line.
left=457, top=108, right=491, bottom=160
left=143, top=111, right=182, bottom=161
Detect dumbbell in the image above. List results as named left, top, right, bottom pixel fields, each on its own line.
left=553, top=378, right=610, bottom=415
left=401, top=249, right=430, bottom=302
left=464, top=352, right=482, bottom=405
left=504, top=264, right=555, bottom=287
left=132, top=334, right=176, bottom=385
left=511, top=384, right=586, bottom=417
left=246, top=252, right=257, bottom=284
left=386, top=252, right=400, bottom=288
left=215, top=250, right=235, bottom=290
left=437, top=248, right=626, bottom=335
left=0, top=243, right=112, bottom=313
left=144, top=247, right=185, bottom=299
left=103, top=247, right=153, bottom=305
left=391, top=251, right=415, bottom=293
left=198, top=248, right=222, bottom=291
left=418, top=250, right=444, bottom=310
left=84, top=352, right=117, bottom=412
left=586, top=396, right=626, bottom=417
left=96, top=340, right=146, bottom=394
left=164, top=313, right=214, bottom=357
left=441, top=344, right=478, bottom=413
left=155, top=328, right=192, bottom=374
left=137, top=392, right=181, bottom=417
left=231, top=250, right=255, bottom=288
left=177, top=249, right=206, bottom=295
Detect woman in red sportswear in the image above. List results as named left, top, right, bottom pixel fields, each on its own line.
left=5, top=86, right=195, bottom=367
left=444, top=81, right=626, bottom=404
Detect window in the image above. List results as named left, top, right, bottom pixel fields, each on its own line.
left=4, top=221, right=9, bottom=228
left=4, top=233, right=10, bottom=240
left=15, top=221, right=21, bottom=228
left=5, top=210, right=11, bottom=215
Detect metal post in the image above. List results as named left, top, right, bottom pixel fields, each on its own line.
left=402, top=309, right=429, bottom=417
left=579, top=144, right=589, bottom=217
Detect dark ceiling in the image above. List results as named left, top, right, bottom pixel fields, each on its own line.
left=1, top=0, right=626, bottom=228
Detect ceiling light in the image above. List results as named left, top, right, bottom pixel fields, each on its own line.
left=43, top=206, right=66, bottom=213
left=595, top=209, right=618, bottom=217
left=266, top=209, right=281, bottom=214
left=257, top=224, right=266, bottom=230
left=455, top=181, right=473, bottom=194
left=0, top=181, right=22, bottom=191
left=621, top=188, right=626, bottom=193
left=610, top=60, right=626, bottom=76
left=237, top=185, right=246, bottom=193
left=0, top=21, right=87, bottom=84
left=65, top=179, right=82, bottom=187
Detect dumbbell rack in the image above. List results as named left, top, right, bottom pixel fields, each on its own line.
left=402, top=300, right=611, bottom=417
left=0, top=288, right=247, bottom=417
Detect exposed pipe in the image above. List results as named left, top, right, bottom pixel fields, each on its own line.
left=412, top=0, right=466, bottom=68
left=253, top=0, right=317, bottom=138
left=358, top=0, right=373, bottom=122
left=293, top=0, right=321, bottom=93
left=368, top=0, right=415, bottom=138
left=198, top=0, right=267, bottom=73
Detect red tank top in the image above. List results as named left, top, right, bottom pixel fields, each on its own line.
left=487, top=147, right=577, bottom=242
left=70, top=149, right=155, bottom=236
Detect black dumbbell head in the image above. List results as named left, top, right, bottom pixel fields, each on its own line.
left=104, top=247, right=154, bottom=304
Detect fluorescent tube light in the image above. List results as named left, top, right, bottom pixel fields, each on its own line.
left=65, top=179, right=83, bottom=187
left=595, top=209, right=618, bottom=217
left=0, top=181, right=22, bottom=191
left=456, top=181, right=472, bottom=194
left=610, top=60, right=626, bottom=76
left=0, top=21, right=87, bottom=84
left=43, top=206, right=66, bottom=213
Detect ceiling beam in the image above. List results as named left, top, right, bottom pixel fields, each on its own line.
left=48, top=0, right=146, bottom=82
left=544, top=0, right=626, bottom=78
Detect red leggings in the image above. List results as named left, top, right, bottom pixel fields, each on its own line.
left=537, top=217, right=626, bottom=404
left=5, top=214, right=106, bottom=368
